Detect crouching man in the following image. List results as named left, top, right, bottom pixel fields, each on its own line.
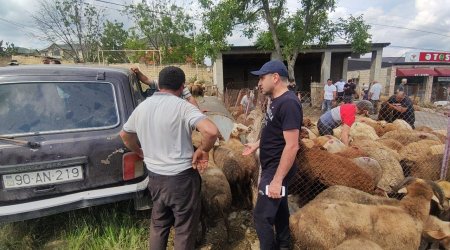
left=317, top=100, right=373, bottom=146
left=120, top=66, right=218, bottom=250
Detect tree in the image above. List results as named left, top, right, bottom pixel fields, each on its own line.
left=199, top=0, right=372, bottom=80
left=125, top=1, right=198, bottom=64
left=100, top=20, right=128, bottom=63
left=32, top=0, right=104, bottom=62
left=0, top=40, right=17, bottom=56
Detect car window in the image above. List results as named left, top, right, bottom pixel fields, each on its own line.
left=0, top=82, right=119, bottom=135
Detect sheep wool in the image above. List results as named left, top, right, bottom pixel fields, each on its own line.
left=295, top=147, right=377, bottom=194
left=376, top=138, right=404, bottom=152
left=392, top=119, right=413, bottom=130
left=351, top=157, right=383, bottom=186
left=334, top=146, right=368, bottom=159
left=350, top=121, right=379, bottom=141
left=399, top=142, right=446, bottom=181
left=332, top=238, right=383, bottom=250
left=351, top=140, right=404, bottom=193
left=382, top=130, right=441, bottom=145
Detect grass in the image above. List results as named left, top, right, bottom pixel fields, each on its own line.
left=0, top=200, right=150, bottom=250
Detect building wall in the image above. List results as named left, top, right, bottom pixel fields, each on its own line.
left=347, top=68, right=390, bottom=95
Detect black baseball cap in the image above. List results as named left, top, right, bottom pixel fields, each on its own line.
left=250, top=60, right=289, bottom=77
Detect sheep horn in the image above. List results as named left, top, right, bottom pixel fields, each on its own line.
left=392, top=177, right=417, bottom=193
left=426, top=180, right=449, bottom=211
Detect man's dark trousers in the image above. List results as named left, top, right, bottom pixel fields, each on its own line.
left=253, top=170, right=294, bottom=250
left=148, top=168, right=201, bottom=250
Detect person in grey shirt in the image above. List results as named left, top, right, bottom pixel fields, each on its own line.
left=131, top=67, right=200, bottom=109
left=120, top=66, right=218, bottom=250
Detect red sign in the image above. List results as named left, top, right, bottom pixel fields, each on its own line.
left=419, top=52, right=450, bottom=62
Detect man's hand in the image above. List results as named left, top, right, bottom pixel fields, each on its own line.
left=192, top=148, right=208, bottom=173
left=242, top=141, right=259, bottom=156
left=130, top=67, right=140, bottom=74
left=267, top=179, right=283, bottom=199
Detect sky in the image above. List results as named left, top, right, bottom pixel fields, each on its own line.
left=1, top=0, right=449, bottom=59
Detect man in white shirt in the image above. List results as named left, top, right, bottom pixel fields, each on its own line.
left=322, top=79, right=336, bottom=113
left=120, top=66, right=219, bottom=250
left=369, top=80, right=382, bottom=114
left=334, top=79, right=346, bottom=103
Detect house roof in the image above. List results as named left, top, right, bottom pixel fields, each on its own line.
left=348, top=57, right=405, bottom=71
left=15, top=47, right=39, bottom=55
left=222, top=43, right=391, bottom=55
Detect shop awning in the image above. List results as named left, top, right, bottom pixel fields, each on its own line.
left=396, top=68, right=438, bottom=77
left=435, top=67, right=450, bottom=76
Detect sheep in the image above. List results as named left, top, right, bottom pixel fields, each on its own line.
left=199, top=152, right=232, bottom=243
left=376, top=138, right=404, bottom=152
left=335, top=146, right=368, bottom=158
left=399, top=141, right=447, bottom=181
left=392, top=119, right=413, bottom=130
left=300, top=127, right=317, bottom=139
left=246, top=109, right=264, bottom=143
left=420, top=215, right=450, bottom=250
left=351, top=157, right=383, bottom=187
left=312, top=136, right=347, bottom=153
left=294, top=146, right=378, bottom=194
left=382, top=130, right=441, bottom=145
left=431, top=130, right=447, bottom=144
left=349, top=121, right=379, bottom=141
left=289, top=178, right=446, bottom=250
left=332, top=238, right=383, bottom=250
left=351, top=140, right=405, bottom=193
left=213, top=138, right=257, bottom=209
left=416, top=125, right=434, bottom=133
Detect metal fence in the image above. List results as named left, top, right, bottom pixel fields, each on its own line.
left=224, top=87, right=450, bottom=207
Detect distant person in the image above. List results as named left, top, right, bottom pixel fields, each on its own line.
left=240, top=89, right=255, bottom=112
left=368, top=81, right=382, bottom=114
left=378, top=91, right=415, bottom=128
left=362, top=83, right=370, bottom=100
left=343, top=79, right=356, bottom=103
left=318, top=100, right=373, bottom=146
left=288, top=78, right=301, bottom=101
left=334, top=79, right=346, bottom=103
left=397, top=78, right=408, bottom=95
left=322, top=79, right=336, bottom=113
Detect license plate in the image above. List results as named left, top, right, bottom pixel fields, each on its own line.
left=2, top=166, right=83, bottom=189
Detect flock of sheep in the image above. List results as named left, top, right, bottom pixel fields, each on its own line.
left=193, top=102, right=450, bottom=249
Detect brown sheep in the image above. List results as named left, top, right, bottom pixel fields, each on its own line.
left=290, top=178, right=446, bottom=250
left=214, top=138, right=258, bottom=209
left=399, top=141, right=447, bottom=181
left=335, top=146, right=368, bottom=158
left=295, top=146, right=377, bottom=194
left=416, top=125, right=434, bottom=133
left=376, top=138, right=404, bottom=152
left=332, top=238, right=383, bottom=250
left=382, top=130, right=441, bottom=145
left=199, top=155, right=232, bottom=243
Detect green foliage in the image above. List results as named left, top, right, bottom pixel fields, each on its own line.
left=0, top=40, right=17, bottom=56
left=0, top=201, right=149, bottom=249
left=124, top=30, right=148, bottom=63
left=200, top=0, right=372, bottom=78
left=126, top=1, right=198, bottom=64
left=33, top=0, right=104, bottom=62
left=101, top=20, right=129, bottom=63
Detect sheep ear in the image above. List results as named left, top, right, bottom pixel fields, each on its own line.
left=426, top=229, right=448, bottom=240
left=397, top=187, right=407, bottom=194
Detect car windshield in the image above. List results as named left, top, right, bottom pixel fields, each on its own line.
left=0, top=82, right=119, bottom=135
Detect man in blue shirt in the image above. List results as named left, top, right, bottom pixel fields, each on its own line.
left=243, top=60, right=302, bottom=250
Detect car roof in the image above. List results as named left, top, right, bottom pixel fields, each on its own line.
left=0, top=65, right=130, bottom=77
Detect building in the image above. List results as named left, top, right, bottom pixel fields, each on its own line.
left=388, top=52, right=450, bottom=103
left=40, top=43, right=82, bottom=61
left=347, top=52, right=450, bottom=103
left=212, top=43, right=390, bottom=95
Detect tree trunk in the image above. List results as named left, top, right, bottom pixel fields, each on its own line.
left=261, top=0, right=283, bottom=61
left=287, top=50, right=299, bottom=81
